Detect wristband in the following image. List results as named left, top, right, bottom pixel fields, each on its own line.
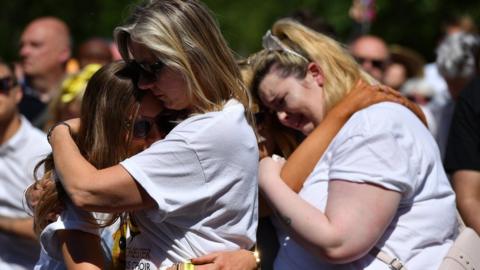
left=47, top=122, right=72, bottom=143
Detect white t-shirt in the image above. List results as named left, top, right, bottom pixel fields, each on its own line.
left=0, top=116, right=50, bottom=270
left=34, top=201, right=99, bottom=270
left=274, top=102, right=457, bottom=270
left=120, top=99, right=258, bottom=269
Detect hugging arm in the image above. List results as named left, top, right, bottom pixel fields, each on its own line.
left=48, top=120, right=155, bottom=213
left=0, top=216, right=35, bottom=240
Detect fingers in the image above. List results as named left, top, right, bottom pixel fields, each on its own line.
left=191, top=253, right=218, bottom=265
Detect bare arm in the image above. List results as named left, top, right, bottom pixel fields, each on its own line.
left=260, top=158, right=401, bottom=263
left=452, top=170, right=480, bottom=233
left=49, top=122, right=155, bottom=212
left=0, top=217, right=36, bottom=240
left=58, top=230, right=104, bottom=270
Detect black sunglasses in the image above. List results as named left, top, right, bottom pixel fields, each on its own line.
left=354, top=57, right=387, bottom=70
left=132, top=113, right=178, bottom=139
left=129, top=60, right=165, bottom=80
left=0, top=76, right=17, bottom=93
left=132, top=117, right=156, bottom=139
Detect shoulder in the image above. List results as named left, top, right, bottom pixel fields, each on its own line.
left=345, top=102, right=419, bottom=136
left=20, top=116, right=50, bottom=151
left=170, top=100, right=255, bottom=145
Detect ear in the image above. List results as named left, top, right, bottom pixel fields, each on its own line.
left=58, top=47, right=71, bottom=64
left=307, top=62, right=324, bottom=87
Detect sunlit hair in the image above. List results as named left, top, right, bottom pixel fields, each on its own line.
left=114, top=0, right=253, bottom=123
left=33, top=61, right=141, bottom=234
left=250, top=18, right=376, bottom=112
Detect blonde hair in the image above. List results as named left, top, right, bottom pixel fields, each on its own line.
left=114, top=0, right=253, bottom=123
left=251, top=19, right=376, bottom=112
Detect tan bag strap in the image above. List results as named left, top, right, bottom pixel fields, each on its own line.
left=370, top=246, right=407, bottom=270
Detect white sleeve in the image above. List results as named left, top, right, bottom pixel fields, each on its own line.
left=120, top=138, right=208, bottom=222
left=328, top=124, right=416, bottom=197
left=40, top=201, right=99, bottom=261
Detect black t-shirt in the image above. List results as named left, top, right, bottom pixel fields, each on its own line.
left=444, top=76, right=480, bottom=173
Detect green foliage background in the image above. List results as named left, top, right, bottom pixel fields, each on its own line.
left=1, top=0, right=479, bottom=63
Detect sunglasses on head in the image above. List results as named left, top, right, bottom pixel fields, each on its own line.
left=0, top=76, right=17, bottom=93
left=354, top=57, right=387, bottom=70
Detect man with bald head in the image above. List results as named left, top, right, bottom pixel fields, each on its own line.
left=18, top=16, right=71, bottom=129
left=349, top=35, right=390, bottom=82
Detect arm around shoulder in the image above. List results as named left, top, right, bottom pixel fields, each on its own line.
left=49, top=122, right=154, bottom=212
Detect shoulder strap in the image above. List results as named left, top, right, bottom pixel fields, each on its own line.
left=370, top=246, right=407, bottom=270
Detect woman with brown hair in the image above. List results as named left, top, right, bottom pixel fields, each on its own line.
left=30, top=60, right=166, bottom=269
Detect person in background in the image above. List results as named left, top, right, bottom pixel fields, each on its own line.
left=444, top=46, right=480, bottom=235
left=77, top=38, right=113, bottom=68
left=384, top=45, right=425, bottom=90
left=45, top=64, right=102, bottom=131
left=18, top=17, right=71, bottom=129
left=349, top=35, right=390, bottom=82
left=401, top=78, right=437, bottom=135
left=0, top=59, right=50, bottom=269
left=423, top=14, right=478, bottom=144
left=434, top=31, right=480, bottom=159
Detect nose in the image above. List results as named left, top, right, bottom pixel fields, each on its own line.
left=362, top=60, right=373, bottom=70
left=137, top=74, right=156, bottom=91
left=19, top=44, right=30, bottom=58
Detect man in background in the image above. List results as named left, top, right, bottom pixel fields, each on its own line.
left=0, top=60, right=50, bottom=269
left=349, top=35, right=390, bottom=82
left=18, top=16, right=71, bottom=129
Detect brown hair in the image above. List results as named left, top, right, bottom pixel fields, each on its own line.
left=33, top=61, right=141, bottom=234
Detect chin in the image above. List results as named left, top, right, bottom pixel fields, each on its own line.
left=301, top=123, right=315, bottom=135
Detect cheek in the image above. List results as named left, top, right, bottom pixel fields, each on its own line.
left=128, top=140, right=146, bottom=155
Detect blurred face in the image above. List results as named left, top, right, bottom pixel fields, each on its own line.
left=129, top=41, right=191, bottom=111
left=128, top=92, right=165, bottom=155
left=0, top=64, right=22, bottom=125
left=384, top=63, right=407, bottom=90
left=19, top=20, right=69, bottom=76
left=258, top=67, right=325, bottom=135
left=350, top=37, right=389, bottom=82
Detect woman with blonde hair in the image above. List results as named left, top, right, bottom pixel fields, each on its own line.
left=46, top=0, right=258, bottom=269
left=248, top=18, right=457, bottom=269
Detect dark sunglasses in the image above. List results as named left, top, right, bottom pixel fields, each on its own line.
left=133, top=117, right=156, bottom=139
left=0, top=76, right=17, bottom=93
left=354, top=57, right=387, bottom=70
left=129, top=59, right=165, bottom=79
left=132, top=114, right=177, bottom=139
